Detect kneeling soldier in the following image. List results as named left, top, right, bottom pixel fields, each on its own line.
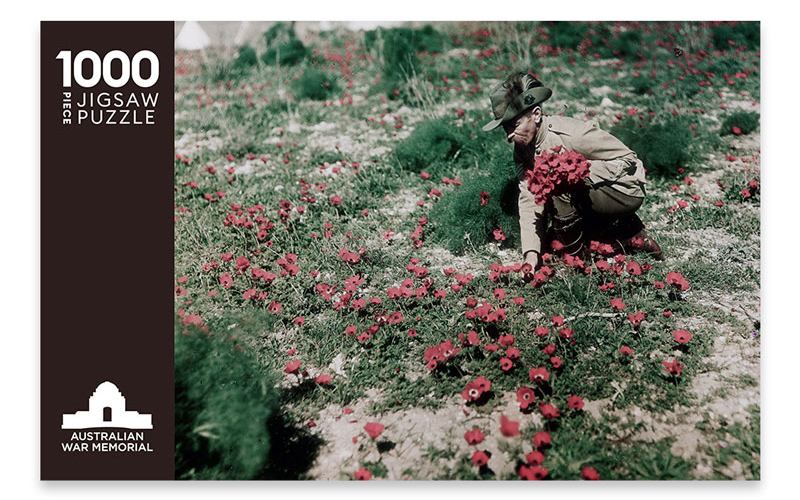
left=483, top=71, right=663, bottom=269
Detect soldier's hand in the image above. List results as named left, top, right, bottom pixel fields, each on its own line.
left=524, top=250, right=541, bottom=271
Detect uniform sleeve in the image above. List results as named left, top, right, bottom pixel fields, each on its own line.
left=561, top=120, right=634, bottom=161
left=560, top=120, right=646, bottom=195
left=517, top=179, right=547, bottom=257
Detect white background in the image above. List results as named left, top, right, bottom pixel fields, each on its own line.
left=1, top=1, right=795, bottom=498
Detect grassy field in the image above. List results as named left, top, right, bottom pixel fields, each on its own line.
left=173, top=21, right=760, bottom=480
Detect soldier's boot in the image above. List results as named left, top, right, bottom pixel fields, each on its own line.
left=614, top=214, right=663, bottom=261
left=552, top=212, right=587, bottom=259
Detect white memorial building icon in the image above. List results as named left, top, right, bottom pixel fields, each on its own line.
left=62, top=381, right=152, bottom=429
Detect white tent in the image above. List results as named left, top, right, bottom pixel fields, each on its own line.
left=175, top=21, right=211, bottom=50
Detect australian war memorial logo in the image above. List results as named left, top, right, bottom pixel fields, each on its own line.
left=60, top=381, right=154, bottom=452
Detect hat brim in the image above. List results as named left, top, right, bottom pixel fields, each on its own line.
left=482, top=86, right=553, bottom=132
left=482, top=118, right=504, bottom=132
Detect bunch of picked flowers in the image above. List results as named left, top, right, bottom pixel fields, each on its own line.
left=524, top=146, right=591, bottom=205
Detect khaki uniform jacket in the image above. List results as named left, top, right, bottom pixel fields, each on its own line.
left=515, top=115, right=647, bottom=257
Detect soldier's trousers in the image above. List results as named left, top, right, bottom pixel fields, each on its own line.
left=550, top=180, right=645, bottom=239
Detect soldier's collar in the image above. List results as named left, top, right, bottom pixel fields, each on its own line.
left=534, top=115, right=549, bottom=149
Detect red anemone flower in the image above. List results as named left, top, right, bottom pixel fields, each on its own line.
left=567, top=395, right=584, bottom=410
left=673, top=329, right=692, bottom=343
left=363, top=422, right=384, bottom=439
left=532, top=431, right=551, bottom=448
left=665, top=271, right=690, bottom=291
left=516, top=386, right=536, bottom=410
left=529, top=366, right=550, bottom=383
left=628, top=311, right=646, bottom=327
left=354, top=468, right=372, bottom=480
left=464, top=428, right=485, bottom=445
left=525, top=450, right=545, bottom=466
left=662, top=358, right=684, bottom=376
left=582, top=466, right=600, bottom=480
left=539, top=403, right=560, bottom=419
left=314, top=374, right=332, bottom=384
left=471, top=450, right=489, bottom=467
left=498, top=334, right=514, bottom=346
left=499, top=415, right=520, bottom=437
left=519, top=465, right=548, bottom=480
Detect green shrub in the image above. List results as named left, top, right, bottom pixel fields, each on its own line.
left=233, top=45, right=258, bottom=70
left=394, top=119, right=472, bottom=175
left=293, top=67, right=339, bottom=100
left=631, top=74, right=656, bottom=95
left=175, top=321, right=279, bottom=479
left=720, top=111, right=759, bottom=136
left=381, top=29, right=422, bottom=99
left=610, top=117, right=693, bottom=177
left=710, top=21, right=760, bottom=51
left=366, top=25, right=446, bottom=99
left=263, top=22, right=296, bottom=46
left=547, top=22, right=587, bottom=50
left=610, top=30, right=643, bottom=58
left=365, top=25, right=445, bottom=54
left=429, top=163, right=520, bottom=255
left=261, top=23, right=307, bottom=66
left=262, top=38, right=307, bottom=66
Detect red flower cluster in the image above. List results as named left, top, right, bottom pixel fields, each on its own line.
left=519, top=465, right=548, bottom=480
left=524, top=146, right=592, bottom=205
left=462, top=376, right=492, bottom=402
left=409, top=219, right=426, bottom=248
left=530, top=265, right=554, bottom=288
left=589, top=240, right=616, bottom=255
left=627, top=311, right=646, bottom=327
left=423, top=339, right=460, bottom=370
left=609, top=297, right=626, bottom=311
left=338, top=247, right=362, bottom=264
left=488, top=261, right=535, bottom=281
left=465, top=301, right=506, bottom=323
left=275, top=253, right=299, bottom=273
left=665, top=271, right=690, bottom=291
